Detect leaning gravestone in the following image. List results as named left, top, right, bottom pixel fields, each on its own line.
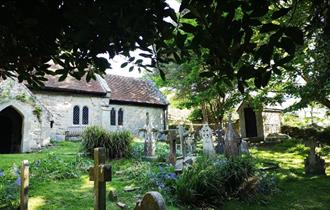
left=134, top=191, right=167, bottom=210
left=215, top=128, right=225, bottom=154
left=224, top=122, right=241, bottom=157
left=199, top=123, right=215, bottom=156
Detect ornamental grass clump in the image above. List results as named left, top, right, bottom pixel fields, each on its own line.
left=176, top=155, right=255, bottom=208
left=81, top=126, right=133, bottom=159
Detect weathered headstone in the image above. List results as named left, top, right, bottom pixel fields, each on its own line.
left=199, top=123, right=215, bottom=156
left=134, top=191, right=167, bottom=210
left=139, top=113, right=159, bottom=159
left=240, top=139, right=249, bottom=154
left=304, top=140, right=326, bottom=175
left=89, top=148, right=112, bottom=210
left=224, top=122, right=241, bottom=157
left=20, top=160, right=29, bottom=210
left=186, top=134, right=194, bottom=156
left=167, top=129, right=177, bottom=166
left=215, top=128, right=225, bottom=154
left=178, top=125, right=189, bottom=158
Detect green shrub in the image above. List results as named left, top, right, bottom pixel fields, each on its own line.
left=0, top=165, right=20, bottom=209
left=176, top=155, right=255, bottom=208
left=80, top=126, right=133, bottom=159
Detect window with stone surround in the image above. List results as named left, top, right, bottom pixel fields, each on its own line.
left=118, top=108, right=123, bottom=126
left=73, top=105, right=80, bottom=125
left=110, top=108, right=116, bottom=126
left=82, top=106, right=89, bottom=125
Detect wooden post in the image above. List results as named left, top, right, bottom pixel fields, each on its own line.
left=20, top=160, right=29, bottom=210
left=89, top=148, right=112, bottom=210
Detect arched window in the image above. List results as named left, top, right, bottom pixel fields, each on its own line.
left=110, top=108, right=116, bottom=126
left=118, top=108, right=123, bottom=126
left=73, top=105, right=80, bottom=125
left=82, top=106, right=89, bottom=125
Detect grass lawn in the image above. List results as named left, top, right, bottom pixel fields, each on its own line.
left=0, top=140, right=329, bottom=210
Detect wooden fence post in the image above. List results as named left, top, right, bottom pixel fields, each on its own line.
left=20, top=160, right=29, bottom=210
left=89, top=148, right=112, bottom=210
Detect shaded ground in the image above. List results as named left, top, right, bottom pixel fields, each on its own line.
left=0, top=140, right=329, bottom=209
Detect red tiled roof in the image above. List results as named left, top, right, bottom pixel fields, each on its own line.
left=29, top=75, right=107, bottom=95
left=104, top=74, right=168, bottom=106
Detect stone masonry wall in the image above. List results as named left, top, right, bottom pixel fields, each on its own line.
left=106, top=104, right=166, bottom=135
left=33, top=91, right=109, bottom=140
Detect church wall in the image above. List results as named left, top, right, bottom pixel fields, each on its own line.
left=0, top=79, right=51, bottom=152
left=33, top=91, right=109, bottom=140
left=107, top=103, right=166, bottom=135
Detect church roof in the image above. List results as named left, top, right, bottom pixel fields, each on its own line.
left=28, top=75, right=107, bottom=95
left=27, top=73, right=168, bottom=107
left=104, top=74, right=168, bottom=107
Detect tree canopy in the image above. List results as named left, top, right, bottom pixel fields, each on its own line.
left=0, top=0, right=308, bottom=90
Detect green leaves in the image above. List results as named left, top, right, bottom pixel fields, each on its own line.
left=272, top=7, right=291, bottom=20
left=284, top=27, right=304, bottom=45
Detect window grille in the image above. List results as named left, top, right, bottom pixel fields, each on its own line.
left=110, top=108, right=116, bottom=125
left=82, top=106, right=89, bottom=125
left=73, top=106, right=80, bottom=125
left=118, top=108, right=123, bottom=126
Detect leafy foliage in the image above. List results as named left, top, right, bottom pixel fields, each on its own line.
left=0, top=165, right=20, bottom=209
left=30, top=153, right=92, bottom=180
left=0, top=0, right=304, bottom=91
left=80, top=126, right=133, bottom=159
left=176, top=155, right=255, bottom=208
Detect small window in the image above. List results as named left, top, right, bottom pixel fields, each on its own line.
left=82, top=106, right=89, bottom=125
left=73, top=105, right=80, bottom=125
left=118, top=108, right=123, bottom=126
left=110, top=108, right=116, bottom=125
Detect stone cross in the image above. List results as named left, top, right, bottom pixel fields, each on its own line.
left=89, top=148, right=112, bottom=210
left=20, top=160, right=29, bottom=210
left=178, top=125, right=189, bottom=158
left=215, top=128, right=225, bottom=154
left=186, top=134, right=194, bottom=156
left=139, top=113, right=159, bottom=159
left=199, top=123, right=215, bottom=156
left=134, top=191, right=167, bottom=210
left=224, top=122, right=241, bottom=157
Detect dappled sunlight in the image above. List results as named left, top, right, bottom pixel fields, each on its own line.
left=29, top=196, right=46, bottom=210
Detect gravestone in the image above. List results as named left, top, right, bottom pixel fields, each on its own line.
left=224, top=122, right=241, bottom=157
left=135, top=191, right=167, bottom=210
left=304, top=140, right=326, bottom=175
left=139, top=113, right=159, bottom=159
left=178, top=125, right=189, bottom=158
left=215, top=128, right=225, bottom=154
left=186, top=134, right=194, bottom=156
left=89, top=148, right=112, bottom=210
left=199, top=123, right=215, bottom=156
left=166, top=129, right=177, bottom=166
left=240, top=139, right=249, bottom=154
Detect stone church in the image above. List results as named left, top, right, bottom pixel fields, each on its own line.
left=0, top=74, right=168, bottom=153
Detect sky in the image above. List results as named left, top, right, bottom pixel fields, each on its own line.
left=105, top=0, right=180, bottom=78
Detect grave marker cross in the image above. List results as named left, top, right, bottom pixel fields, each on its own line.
left=89, top=148, right=112, bottom=210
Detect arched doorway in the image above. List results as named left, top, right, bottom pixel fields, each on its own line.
left=0, top=106, right=23, bottom=153
left=244, top=107, right=258, bottom=137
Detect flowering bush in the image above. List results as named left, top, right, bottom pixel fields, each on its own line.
left=0, top=165, right=21, bottom=209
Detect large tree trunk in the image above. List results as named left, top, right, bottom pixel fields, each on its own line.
left=318, top=98, right=330, bottom=109
left=201, top=103, right=208, bottom=123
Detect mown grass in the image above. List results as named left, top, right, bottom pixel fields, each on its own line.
left=0, top=139, right=329, bottom=210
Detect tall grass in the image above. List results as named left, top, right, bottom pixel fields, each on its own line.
left=80, top=126, right=133, bottom=159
